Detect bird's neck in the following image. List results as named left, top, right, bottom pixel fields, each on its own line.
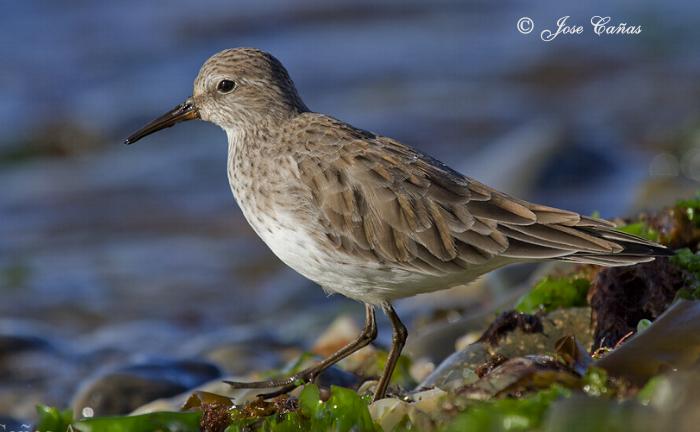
left=224, top=118, right=290, bottom=194
left=224, top=117, right=280, bottom=158
left=224, top=118, right=310, bottom=231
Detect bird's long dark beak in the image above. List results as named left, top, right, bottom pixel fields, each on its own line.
left=124, top=97, right=200, bottom=145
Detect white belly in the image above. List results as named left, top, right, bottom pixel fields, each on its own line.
left=244, top=207, right=330, bottom=282
left=236, top=199, right=494, bottom=304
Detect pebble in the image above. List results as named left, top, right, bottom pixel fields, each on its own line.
left=71, top=359, right=221, bottom=418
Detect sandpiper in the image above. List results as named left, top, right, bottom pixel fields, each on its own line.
left=125, top=48, right=670, bottom=402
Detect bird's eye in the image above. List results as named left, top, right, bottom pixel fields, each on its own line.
left=217, top=79, right=236, bottom=93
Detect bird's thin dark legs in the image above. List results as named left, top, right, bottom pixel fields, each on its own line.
left=373, top=302, right=408, bottom=402
left=225, top=303, right=377, bottom=398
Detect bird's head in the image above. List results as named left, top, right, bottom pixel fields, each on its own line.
left=125, top=48, right=307, bottom=144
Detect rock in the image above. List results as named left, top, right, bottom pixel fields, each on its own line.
left=404, top=262, right=553, bottom=366
left=132, top=378, right=266, bottom=414
left=369, top=398, right=436, bottom=432
left=312, top=315, right=361, bottom=357
left=543, top=395, right=659, bottom=432
left=419, top=307, right=592, bottom=391
left=475, top=311, right=544, bottom=346
left=0, top=333, right=52, bottom=353
left=455, top=355, right=580, bottom=400
left=71, top=359, right=221, bottom=417
left=643, top=370, right=700, bottom=432
left=356, top=380, right=379, bottom=399
left=133, top=361, right=360, bottom=415
left=201, top=343, right=293, bottom=377
left=409, top=357, right=435, bottom=383
left=595, top=300, right=700, bottom=386
left=315, top=365, right=363, bottom=390
left=0, top=322, right=79, bottom=420
left=411, top=388, right=447, bottom=414
left=75, top=321, right=191, bottom=356
left=176, top=326, right=297, bottom=376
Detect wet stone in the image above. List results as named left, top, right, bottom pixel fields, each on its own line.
left=0, top=333, right=53, bottom=353
left=0, top=324, right=79, bottom=421
left=315, top=365, right=362, bottom=390
left=71, top=359, right=221, bottom=417
left=419, top=307, right=592, bottom=391
left=199, top=344, right=291, bottom=377
left=543, top=395, right=659, bottom=432
left=455, top=355, right=580, bottom=400
left=369, top=398, right=436, bottom=432
left=0, top=332, right=63, bottom=383
left=476, top=311, right=544, bottom=346
left=132, top=379, right=264, bottom=414
left=176, top=326, right=297, bottom=376
left=595, top=300, right=700, bottom=386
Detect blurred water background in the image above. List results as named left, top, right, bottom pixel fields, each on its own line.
left=1, top=0, right=699, bottom=421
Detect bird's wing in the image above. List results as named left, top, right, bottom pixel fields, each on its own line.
left=295, top=116, right=665, bottom=275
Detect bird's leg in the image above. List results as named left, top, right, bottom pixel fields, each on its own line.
left=225, top=303, right=377, bottom=398
left=373, top=302, right=407, bottom=402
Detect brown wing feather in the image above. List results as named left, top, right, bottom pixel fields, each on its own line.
left=295, top=115, right=668, bottom=273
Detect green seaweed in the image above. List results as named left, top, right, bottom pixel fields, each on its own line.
left=36, top=406, right=201, bottom=432
left=616, top=222, right=659, bottom=242
left=515, top=276, right=590, bottom=314
left=636, top=319, right=652, bottom=333
left=672, top=248, right=700, bottom=274
left=300, top=385, right=379, bottom=432
left=73, top=412, right=202, bottom=432
left=581, top=368, right=610, bottom=397
left=636, top=375, right=665, bottom=405
left=671, top=248, right=700, bottom=299
left=36, top=405, right=73, bottom=432
left=35, top=386, right=379, bottom=432
left=676, top=194, right=700, bottom=227
left=226, top=384, right=380, bottom=432
left=442, top=386, right=570, bottom=432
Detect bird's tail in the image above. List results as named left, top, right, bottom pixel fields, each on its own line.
left=558, top=224, right=673, bottom=266
left=497, top=206, right=673, bottom=266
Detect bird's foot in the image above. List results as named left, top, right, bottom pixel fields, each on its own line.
left=224, top=369, right=317, bottom=399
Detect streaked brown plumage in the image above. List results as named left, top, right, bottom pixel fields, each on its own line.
left=125, top=47, right=670, bottom=402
